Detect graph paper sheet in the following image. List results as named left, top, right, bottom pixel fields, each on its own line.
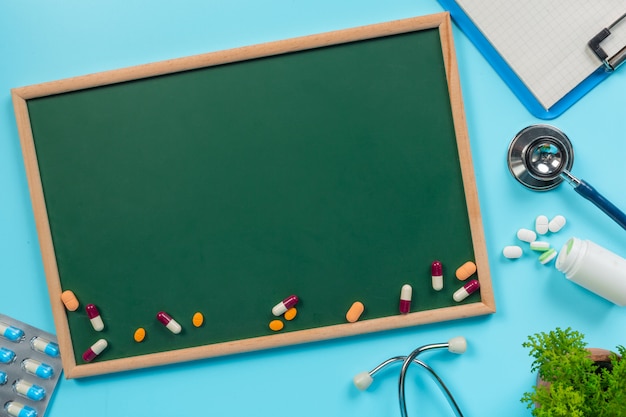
left=451, top=0, right=626, bottom=112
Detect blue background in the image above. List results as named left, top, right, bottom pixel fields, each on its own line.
left=1, top=1, right=625, bottom=416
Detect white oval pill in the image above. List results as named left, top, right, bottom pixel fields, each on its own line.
left=539, top=248, right=557, bottom=264
left=530, top=241, right=550, bottom=251
left=502, top=246, right=523, bottom=259
left=517, top=228, right=537, bottom=243
left=535, top=215, right=549, bottom=235
left=548, top=215, right=566, bottom=233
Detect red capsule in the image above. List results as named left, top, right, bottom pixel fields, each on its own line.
left=399, top=284, right=412, bottom=314
left=431, top=260, right=443, bottom=291
left=85, top=304, right=104, bottom=331
left=271, top=295, right=299, bottom=316
left=453, top=279, right=480, bottom=302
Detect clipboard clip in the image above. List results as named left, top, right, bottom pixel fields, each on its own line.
left=588, top=13, right=626, bottom=71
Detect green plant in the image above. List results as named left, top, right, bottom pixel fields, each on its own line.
left=521, top=327, right=626, bottom=417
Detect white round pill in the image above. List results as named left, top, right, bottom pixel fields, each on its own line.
left=530, top=241, right=550, bottom=251
left=502, top=245, right=523, bottom=259
left=548, top=215, right=566, bottom=233
left=535, top=215, right=549, bottom=235
left=517, top=228, right=537, bottom=243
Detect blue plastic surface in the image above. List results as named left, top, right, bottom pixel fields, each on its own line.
left=1, top=1, right=626, bottom=417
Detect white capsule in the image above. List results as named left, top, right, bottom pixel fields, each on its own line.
left=502, top=245, right=523, bottom=259
left=535, top=215, right=549, bottom=235
left=530, top=241, right=550, bottom=251
left=548, top=215, right=566, bottom=233
left=516, top=228, right=536, bottom=243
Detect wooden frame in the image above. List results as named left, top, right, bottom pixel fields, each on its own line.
left=12, top=12, right=494, bottom=378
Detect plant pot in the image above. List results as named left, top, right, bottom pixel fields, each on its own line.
left=534, top=348, right=618, bottom=407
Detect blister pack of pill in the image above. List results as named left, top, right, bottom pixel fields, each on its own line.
left=0, top=313, right=62, bottom=417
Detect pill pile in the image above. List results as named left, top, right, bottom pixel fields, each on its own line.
left=342, top=259, right=481, bottom=323
left=0, top=313, right=62, bottom=417
left=61, top=259, right=483, bottom=359
left=502, top=214, right=567, bottom=264
left=268, top=295, right=299, bottom=332
left=63, top=289, right=203, bottom=360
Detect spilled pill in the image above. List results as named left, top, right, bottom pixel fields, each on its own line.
left=13, top=379, right=45, bottom=401
left=134, top=328, right=146, bottom=343
left=284, top=307, right=297, bottom=321
left=22, top=359, right=54, bottom=379
left=272, top=295, right=299, bottom=316
left=530, top=241, right=550, bottom=251
left=82, top=339, right=108, bottom=362
left=156, top=311, right=182, bottom=334
left=517, top=228, right=537, bottom=243
left=535, top=215, right=549, bottom=235
left=0, top=371, right=7, bottom=385
left=61, top=290, right=79, bottom=311
left=192, top=312, right=204, bottom=327
left=548, top=215, right=566, bottom=233
left=399, top=284, right=412, bottom=314
left=86, top=304, right=104, bottom=331
left=453, top=279, right=480, bottom=302
left=346, top=301, right=364, bottom=323
left=431, top=260, right=444, bottom=291
left=269, top=319, right=284, bottom=331
left=455, top=261, right=477, bottom=280
left=539, top=248, right=557, bottom=265
left=5, top=401, right=37, bottom=417
left=30, top=336, right=60, bottom=358
left=502, top=246, right=523, bottom=259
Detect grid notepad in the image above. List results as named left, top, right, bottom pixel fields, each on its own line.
left=455, top=0, right=626, bottom=110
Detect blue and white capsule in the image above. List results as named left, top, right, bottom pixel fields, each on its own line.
left=21, top=359, right=54, bottom=379
left=30, top=337, right=60, bottom=358
left=0, top=347, right=16, bottom=364
left=0, top=371, right=7, bottom=385
left=13, top=379, right=46, bottom=401
left=0, top=321, right=24, bottom=342
left=5, top=401, right=37, bottom=417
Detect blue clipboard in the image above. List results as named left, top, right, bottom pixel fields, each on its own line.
left=438, top=0, right=624, bottom=119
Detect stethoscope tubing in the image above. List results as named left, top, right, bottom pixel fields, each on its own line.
left=363, top=343, right=464, bottom=417
left=398, top=344, right=464, bottom=417
left=573, top=178, right=626, bottom=231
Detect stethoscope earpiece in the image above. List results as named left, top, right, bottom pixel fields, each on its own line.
left=354, top=337, right=467, bottom=417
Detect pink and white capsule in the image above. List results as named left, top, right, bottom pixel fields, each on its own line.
left=453, top=279, right=480, bottom=302
left=82, top=339, right=108, bottom=362
left=431, top=260, right=444, bottom=291
left=272, top=295, right=299, bottom=316
left=85, top=304, right=104, bottom=331
left=399, top=284, right=412, bottom=314
left=157, top=312, right=182, bottom=334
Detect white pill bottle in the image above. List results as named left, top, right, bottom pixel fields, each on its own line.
left=555, top=237, right=626, bottom=306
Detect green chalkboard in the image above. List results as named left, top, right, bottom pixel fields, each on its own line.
left=12, top=13, right=494, bottom=378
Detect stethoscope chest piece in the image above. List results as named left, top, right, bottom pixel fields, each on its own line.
left=507, top=124, right=574, bottom=191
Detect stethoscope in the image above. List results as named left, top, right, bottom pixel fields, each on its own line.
left=507, top=124, right=626, bottom=231
left=353, top=336, right=467, bottom=417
